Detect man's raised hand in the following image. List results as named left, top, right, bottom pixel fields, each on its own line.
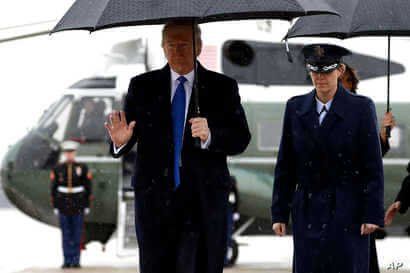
left=104, top=111, right=136, bottom=147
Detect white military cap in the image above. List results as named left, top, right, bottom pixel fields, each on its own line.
left=61, top=140, right=79, bottom=151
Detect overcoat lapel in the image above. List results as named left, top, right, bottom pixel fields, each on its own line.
left=297, top=90, right=321, bottom=147
left=157, top=65, right=172, bottom=136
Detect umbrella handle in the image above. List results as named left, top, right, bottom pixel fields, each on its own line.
left=193, top=105, right=202, bottom=149
left=386, top=36, right=391, bottom=139
left=191, top=20, right=202, bottom=149
left=386, top=125, right=391, bottom=139
left=385, top=107, right=392, bottom=139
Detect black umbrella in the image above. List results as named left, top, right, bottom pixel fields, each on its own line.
left=52, top=0, right=337, bottom=146
left=51, top=0, right=337, bottom=33
left=286, top=0, right=410, bottom=136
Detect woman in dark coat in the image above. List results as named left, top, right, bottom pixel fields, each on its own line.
left=340, top=65, right=395, bottom=157
left=341, top=64, right=396, bottom=273
left=271, top=44, right=384, bottom=273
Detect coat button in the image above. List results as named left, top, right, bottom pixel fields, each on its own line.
left=327, top=193, right=333, bottom=199
left=307, top=224, right=312, bottom=229
left=322, top=224, right=327, bottom=229
left=308, top=193, right=312, bottom=199
left=344, top=227, right=348, bottom=232
left=338, top=153, right=343, bottom=158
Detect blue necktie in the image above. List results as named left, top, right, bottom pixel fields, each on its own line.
left=171, top=76, right=187, bottom=188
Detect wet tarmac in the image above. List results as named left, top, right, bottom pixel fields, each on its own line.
left=14, top=266, right=410, bottom=273
left=14, top=266, right=290, bottom=273
left=2, top=188, right=409, bottom=273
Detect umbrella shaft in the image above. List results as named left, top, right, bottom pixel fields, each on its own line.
left=192, top=21, right=200, bottom=115
left=387, top=35, right=391, bottom=112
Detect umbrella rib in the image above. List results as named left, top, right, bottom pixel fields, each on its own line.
left=348, top=2, right=364, bottom=37
left=94, top=0, right=116, bottom=31
left=202, top=0, right=218, bottom=20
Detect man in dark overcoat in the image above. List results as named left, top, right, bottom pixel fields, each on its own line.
left=271, top=44, right=384, bottom=273
left=105, top=21, right=251, bottom=273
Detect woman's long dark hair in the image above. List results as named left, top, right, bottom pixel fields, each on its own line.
left=343, top=64, right=360, bottom=93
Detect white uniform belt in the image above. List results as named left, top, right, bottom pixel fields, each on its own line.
left=57, top=186, right=84, bottom=193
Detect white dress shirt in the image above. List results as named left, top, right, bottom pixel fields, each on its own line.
left=315, top=97, right=333, bottom=125
left=113, top=68, right=211, bottom=154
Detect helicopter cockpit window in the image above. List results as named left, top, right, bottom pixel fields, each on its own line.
left=37, top=95, right=73, bottom=141
left=65, top=97, right=113, bottom=142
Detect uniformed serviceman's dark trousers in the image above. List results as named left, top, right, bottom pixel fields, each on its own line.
left=59, top=213, right=83, bottom=266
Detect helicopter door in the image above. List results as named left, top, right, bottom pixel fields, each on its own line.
left=116, top=176, right=138, bottom=256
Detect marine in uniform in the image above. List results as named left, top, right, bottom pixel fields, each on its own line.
left=271, top=44, right=384, bottom=273
left=50, top=140, right=93, bottom=269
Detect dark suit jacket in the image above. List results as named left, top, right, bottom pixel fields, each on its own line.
left=271, top=84, right=384, bottom=273
left=110, top=63, right=250, bottom=273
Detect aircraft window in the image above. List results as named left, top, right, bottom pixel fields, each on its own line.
left=224, top=40, right=255, bottom=67
left=257, top=121, right=281, bottom=151
left=65, top=97, right=113, bottom=142
left=37, top=101, right=58, bottom=126
left=53, top=100, right=73, bottom=142
left=38, top=96, right=73, bottom=140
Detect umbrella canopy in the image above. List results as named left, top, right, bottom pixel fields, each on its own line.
left=286, top=0, right=410, bottom=39
left=51, top=0, right=337, bottom=33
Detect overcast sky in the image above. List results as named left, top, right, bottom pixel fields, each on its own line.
left=0, top=1, right=158, bottom=159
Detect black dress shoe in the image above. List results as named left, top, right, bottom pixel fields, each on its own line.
left=71, top=264, right=81, bottom=269
left=61, top=264, right=71, bottom=269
